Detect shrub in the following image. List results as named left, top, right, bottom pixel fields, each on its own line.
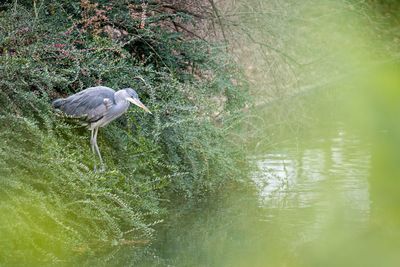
left=0, top=0, right=248, bottom=264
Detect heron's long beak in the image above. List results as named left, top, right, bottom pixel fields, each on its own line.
left=127, top=97, right=152, bottom=114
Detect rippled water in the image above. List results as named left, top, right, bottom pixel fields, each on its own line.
left=147, top=122, right=376, bottom=267
left=253, top=125, right=371, bottom=218
left=248, top=125, right=372, bottom=256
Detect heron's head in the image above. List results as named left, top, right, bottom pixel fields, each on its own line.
left=124, top=88, right=151, bottom=114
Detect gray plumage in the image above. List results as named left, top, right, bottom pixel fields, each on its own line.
left=53, top=86, right=151, bottom=171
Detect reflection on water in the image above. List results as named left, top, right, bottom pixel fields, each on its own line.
left=253, top=126, right=371, bottom=216
left=148, top=123, right=376, bottom=267
left=249, top=125, right=372, bottom=257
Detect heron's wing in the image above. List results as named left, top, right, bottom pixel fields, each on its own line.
left=60, top=86, right=116, bottom=123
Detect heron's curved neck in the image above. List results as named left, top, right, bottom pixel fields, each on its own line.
left=114, top=90, right=129, bottom=103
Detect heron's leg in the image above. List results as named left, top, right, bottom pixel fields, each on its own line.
left=93, top=127, right=105, bottom=172
left=90, top=129, right=97, bottom=170
left=90, top=129, right=95, bottom=154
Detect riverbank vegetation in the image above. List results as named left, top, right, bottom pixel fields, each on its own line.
left=1, top=0, right=400, bottom=266
left=0, top=0, right=248, bottom=264
left=224, top=0, right=400, bottom=151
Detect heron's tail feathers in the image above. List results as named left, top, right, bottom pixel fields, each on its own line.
left=52, top=98, right=65, bottom=109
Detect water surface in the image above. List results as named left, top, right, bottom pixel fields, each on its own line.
left=149, top=120, right=375, bottom=267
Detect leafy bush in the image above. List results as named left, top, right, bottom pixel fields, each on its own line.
left=0, top=1, right=248, bottom=264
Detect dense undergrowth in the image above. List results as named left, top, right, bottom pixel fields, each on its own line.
left=0, top=1, right=248, bottom=264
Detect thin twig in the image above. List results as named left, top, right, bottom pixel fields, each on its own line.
left=207, top=0, right=228, bottom=51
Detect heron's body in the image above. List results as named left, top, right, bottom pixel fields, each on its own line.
left=54, top=86, right=131, bottom=129
left=53, top=86, right=151, bottom=171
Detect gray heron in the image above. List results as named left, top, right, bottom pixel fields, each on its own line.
left=52, top=86, right=151, bottom=171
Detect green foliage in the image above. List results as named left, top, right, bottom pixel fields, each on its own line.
left=0, top=1, right=248, bottom=264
